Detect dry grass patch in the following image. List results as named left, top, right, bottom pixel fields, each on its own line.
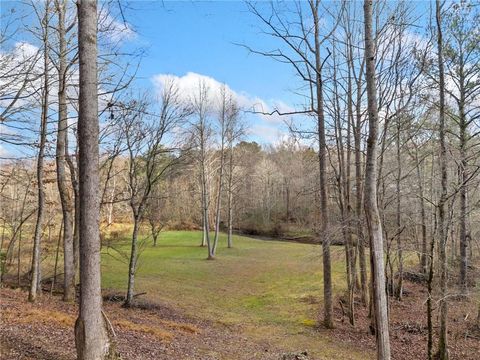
left=114, top=319, right=173, bottom=341
left=157, top=318, right=200, bottom=334
left=3, top=307, right=75, bottom=328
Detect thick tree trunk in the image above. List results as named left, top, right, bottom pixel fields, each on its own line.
left=436, top=1, right=449, bottom=358
left=74, top=1, right=114, bottom=358
left=56, top=0, right=75, bottom=302
left=29, top=1, right=49, bottom=301
left=363, top=1, right=391, bottom=359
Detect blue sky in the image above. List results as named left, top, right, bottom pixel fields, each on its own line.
left=0, top=0, right=307, bottom=153
left=1, top=0, right=433, bottom=158
left=123, top=1, right=304, bottom=143
left=128, top=1, right=296, bottom=98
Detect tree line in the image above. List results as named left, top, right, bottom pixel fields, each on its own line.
left=0, top=0, right=479, bottom=359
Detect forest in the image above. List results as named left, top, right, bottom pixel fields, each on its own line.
left=0, top=0, right=479, bottom=359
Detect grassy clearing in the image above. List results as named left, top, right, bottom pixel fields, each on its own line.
left=101, top=230, right=373, bottom=359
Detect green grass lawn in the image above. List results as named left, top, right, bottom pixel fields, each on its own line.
left=101, top=231, right=373, bottom=359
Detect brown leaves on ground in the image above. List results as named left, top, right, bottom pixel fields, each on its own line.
left=0, top=287, right=283, bottom=360
left=1, top=279, right=479, bottom=360
left=326, top=280, right=480, bottom=360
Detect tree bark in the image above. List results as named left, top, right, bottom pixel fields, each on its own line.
left=227, top=142, right=234, bottom=248
left=56, top=0, right=75, bottom=302
left=354, top=62, right=368, bottom=307
left=436, top=1, right=449, bottom=358
left=29, top=0, right=49, bottom=302
left=125, top=217, right=140, bottom=307
left=212, top=99, right=227, bottom=255
left=395, top=121, right=403, bottom=300
left=458, top=47, right=468, bottom=294
left=363, top=1, right=391, bottom=359
left=309, top=0, right=333, bottom=329
left=75, top=1, right=114, bottom=358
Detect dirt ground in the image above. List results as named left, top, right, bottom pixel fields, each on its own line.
left=1, top=280, right=479, bottom=360
left=0, top=286, right=284, bottom=360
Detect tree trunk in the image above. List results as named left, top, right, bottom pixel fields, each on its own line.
left=395, top=121, right=403, bottom=300
left=201, top=145, right=213, bottom=259
left=56, top=0, right=75, bottom=302
left=309, top=0, right=332, bottom=329
left=29, top=1, right=49, bottom=301
left=74, top=1, right=114, bottom=358
left=51, top=222, right=63, bottom=294
left=227, top=143, right=234, bottom=248
left=414, top=147, right=428, bottom=274
left=436, top=1, right=449, bottom=358
left=354, top=62, right=368, bottom=307
left=125, top=216, right=140, bottom=307
left=363, top=1, right=391, bottom=358
left=212, top=141, right=226, bottom=255
left=458, top=55, right=467, bottom=293
left=17, top=227, right=22, bottom=286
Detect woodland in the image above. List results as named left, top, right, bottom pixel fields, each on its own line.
left=0, top=1, right=479, bottom=360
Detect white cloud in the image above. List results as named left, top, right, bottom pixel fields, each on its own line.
left=151, top=72, right=296, bottom=143
left=249, top=124, right=288, bottom=144
left=98, top=10, right=137, bottom=44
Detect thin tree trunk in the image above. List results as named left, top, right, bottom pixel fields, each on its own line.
left=458, top=57, right=467, bottom=293
left=427, top=209, right=436, bottom=360
left=227, top=142, right=234, bottom=248
left=17, top=227, right=22, bottom=286
left=201, top=145, right=213, bottom=259
left=125, top=217, right=140, bottom=307
left=395, top=121, right=403, bottom=300
left=74, top=1, right=113, bottom=358
left=354, top=63, right=368, bottom=307
left=29, top=0, right=49, bottom=301
left=363, top=1, right=391, bottom=358
left=51, top=222, right=63, bottom=294
left=56, top=0, right=75, bottom=302
left=414, top=146, right=428, bottom=274
left=309, top=0, right=332, bottom=329
left=436, top=1, right=449, bottom=358
left=212, top=145, right=225, bottom=255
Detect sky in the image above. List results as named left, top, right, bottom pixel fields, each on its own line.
left=0, top=0, right=317, bottom=159
left=0, top=0, right=434, bottom=159
left=121, top=0, right=304, bottom=143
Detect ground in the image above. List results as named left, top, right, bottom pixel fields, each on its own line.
left=1, top=231, right=479, bottom=359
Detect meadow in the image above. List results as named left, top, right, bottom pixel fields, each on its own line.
left=101, top=231, right=372, bottom=359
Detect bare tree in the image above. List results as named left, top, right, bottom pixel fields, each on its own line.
left=212, top=86, right=239, bottom=255
left=190, top=82, right=216, bottom=259
left=74, top=1, right=114, bottom=358
left=29, top=0, right=50, bottom=302
left=119, top=84, right=188, bottom=307
left=54, top=0, right=76, bottom=302
left=363, top=1, right=391, bottom=358
left=436, top=0, right=449, bottom=358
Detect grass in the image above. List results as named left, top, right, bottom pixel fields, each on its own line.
left=101, top=230, right=373, bottom=359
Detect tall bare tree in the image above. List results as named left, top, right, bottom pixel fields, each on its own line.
left=436, top=0, right=449, bottom=358
left=29, top=0, right=50, bottom=302
left=55, top=0, right=76, bottom=302
left=74, top=1, right=114, bottom=358
left=363, top=1, right=391, bottom=358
